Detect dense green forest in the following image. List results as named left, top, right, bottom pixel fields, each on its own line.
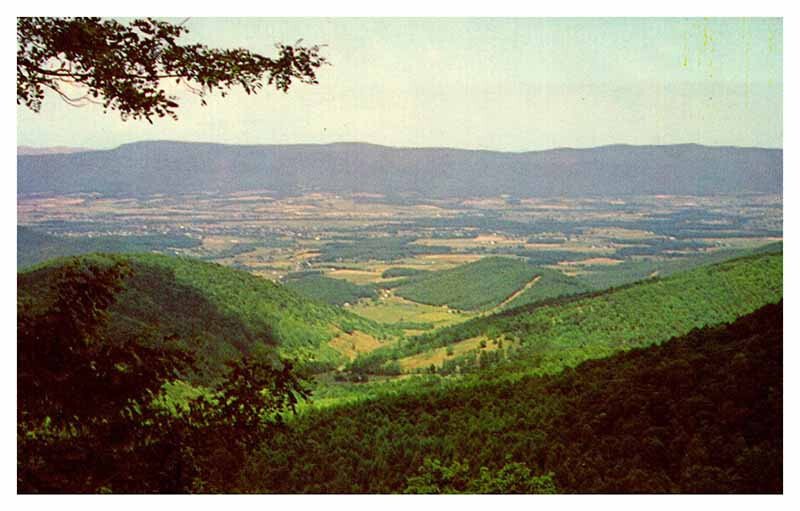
left=394, top=257, right=586, bottom=311
left=576, top=242, right=784, bottom=291
left=17, top=226, right=201, bottom=269
left=502, top=266, right=589, bottom=308
left=350, top=252, right=782, bottom=376
left=284, top=273, right=377, bottom=306
left=18, top=253, right=394, bottom=378
left=314, top=236, right=449, bottom=262
left=240, top=302, right=783, bottom=493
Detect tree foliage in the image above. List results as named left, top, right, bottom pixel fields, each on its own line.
left=17, top=252, right=783, bottom=493
left=17, top=17, right=327, bottom=121
left=403, top=458, right=556, bottom=494
left=17, top=258, right=310, bottom=493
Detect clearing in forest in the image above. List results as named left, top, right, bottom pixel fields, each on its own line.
left=328, top=330, right=386, bottom=361
left=397, top=336, right=515, bottom=371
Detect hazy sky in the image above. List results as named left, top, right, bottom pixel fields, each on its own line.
left=16, top=17, right=783, bottom=151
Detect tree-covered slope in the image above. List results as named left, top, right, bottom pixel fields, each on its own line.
left=354, top=252, right=782, bottom=375
left=576, top=241, right=784, bottom=291
left=283, top=273, right=377, bottom=306
left=244, top=302, right=782, bottom=493
left=394, top=257, right=587, bottom=311
left=18, top=253, right=392, bottom=378
left=502, top=266, right=589, bottom=309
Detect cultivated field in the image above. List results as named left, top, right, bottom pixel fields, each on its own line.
left=18, top=192, right=783, bottom=342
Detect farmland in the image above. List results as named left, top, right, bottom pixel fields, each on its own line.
left=19, top=192, right=782, bottom=346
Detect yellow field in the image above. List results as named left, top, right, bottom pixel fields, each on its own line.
left=698, top=237, right=783, bottom=249
left=323, top=256, right=486, bottom=281
left=412, top=234, right=523, bottom=249
left=366, top=255, right=484, bottom=273
left=199, top=235, right=254, bottom=250
left=584, top=227, right=659, bottom=240
left=349, top=293, right=474, bottom=328
left=415, top=253, right=484, bottom=266
left=523, top=242, right=615, bottom=253
left=558, top=257, right=624, bottom=267
left=459, top=198, right=509, bottom=209
left=327, top=330, right=387, bottom=360
left=398, top=336, right=515, bottom=371
left=326, top=268, right=384, bottom=284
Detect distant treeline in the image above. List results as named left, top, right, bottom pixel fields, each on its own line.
left=314, top=236, right=449, bottom=262
left=17, top=226, right=201, bottom=269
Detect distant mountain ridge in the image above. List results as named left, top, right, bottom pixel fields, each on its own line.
left=17, top=141, right=782, bottom=197
left=17, top=145, right=93, bottom=156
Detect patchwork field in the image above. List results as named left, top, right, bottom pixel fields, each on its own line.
left=397, top=335, right=517, bottom=371
left=349, top=293, right=474, bottom=330
left=328, top=330, right=387, bottom=361
left=18, top=191, right=782, bottom=343
left=325, top=268, right=384, bottom=285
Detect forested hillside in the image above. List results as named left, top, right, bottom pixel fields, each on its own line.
left=283, top=273, right=377, bottom=306
left=243, top=302, right=782, bottom=493
left=352, top=252, right=782, bottom=376
left=18, top=254, right=393, bottom=378
left=393, top=257, right=587, bottom=311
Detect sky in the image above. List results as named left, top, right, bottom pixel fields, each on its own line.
left=16, top=17, right=783, bottom=152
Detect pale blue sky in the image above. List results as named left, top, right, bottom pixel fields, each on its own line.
left=16, top=17, right=783, bottom=151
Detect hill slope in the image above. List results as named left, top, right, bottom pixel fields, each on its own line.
left=18, top=141, right=782, bottom=197
left=393, top=257, right=587, bottom=311
left=283, top=273, right=377, bottom=306
left=353, top=252, right=782, bottom=375
left=18, top=253, right=392, bottom=378
left=247, top=302, right=782, bottom=493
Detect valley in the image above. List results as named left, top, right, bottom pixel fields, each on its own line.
left=18, top=190, right=783, bottom=393
left=17, top=188, right=784, bottom=494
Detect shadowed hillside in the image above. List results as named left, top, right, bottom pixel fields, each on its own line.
left=18, top=253, right=393, bottom=379
left=247, top=301, right=782, bottom=493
